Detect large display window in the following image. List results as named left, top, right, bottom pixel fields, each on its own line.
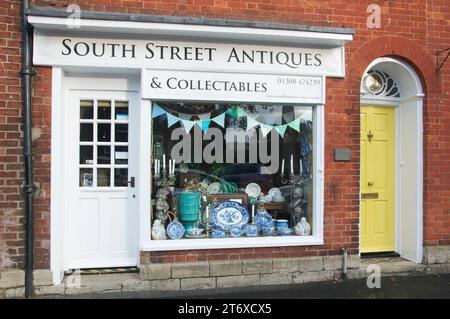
left=150, top=102, right=316, bottom=241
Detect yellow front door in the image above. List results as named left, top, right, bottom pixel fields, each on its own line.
left=360, top=106, right=395, bottom=253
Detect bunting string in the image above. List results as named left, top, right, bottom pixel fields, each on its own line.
left=152, top=104, right=309, bottom=137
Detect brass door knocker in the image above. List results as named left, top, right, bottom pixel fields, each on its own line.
left=367, top=130, right=374, bottom=142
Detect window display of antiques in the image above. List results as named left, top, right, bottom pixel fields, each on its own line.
left=150, top=156, right=311, bottom=240
left=150, top=102, right=313, bottom=240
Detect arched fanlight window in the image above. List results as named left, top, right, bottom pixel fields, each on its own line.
left=361, top=69, right=401, bottom=98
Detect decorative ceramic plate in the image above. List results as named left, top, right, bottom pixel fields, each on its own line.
left=207, top=182, right=221, bottom=194
left=268, top=187, right=282, bottom=198
left=166, top=220, right=185, bottom=240
left=255, top=211, right=273, bottom=229
left=184, top=234, right=207, bottom=239
left=245, top=183, right=261, bottom=198
left=211, top=201, right=249, bottom=231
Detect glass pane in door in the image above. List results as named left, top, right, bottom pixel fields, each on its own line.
left=79, top=98, right=130, bottom=188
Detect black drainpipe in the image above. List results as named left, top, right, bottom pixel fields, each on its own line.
left=21, top=0, right=36, bottom=298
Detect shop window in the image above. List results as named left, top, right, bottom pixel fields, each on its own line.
left=151, top=102, right=314, bottom=240
left=78, top=99, right=129, bottom=188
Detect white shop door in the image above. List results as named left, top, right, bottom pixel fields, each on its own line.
left=67, top=90, right=139, bottom=269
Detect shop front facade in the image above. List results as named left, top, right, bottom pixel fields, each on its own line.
left=0, top=1, right=449, bottom=294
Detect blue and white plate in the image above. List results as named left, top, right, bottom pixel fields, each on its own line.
left=211, top=201, right=249, bottom=231
left=166, top=219, right=185, bottom=240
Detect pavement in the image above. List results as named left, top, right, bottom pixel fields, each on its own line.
left=54, top=273, right=450, bottom=299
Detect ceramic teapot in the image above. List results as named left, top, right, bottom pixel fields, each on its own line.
left=151, top=219, right=167, bottom=240
left=294, top=217, right=311, bottom=236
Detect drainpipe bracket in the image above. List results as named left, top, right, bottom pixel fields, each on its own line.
left=20, top=66, right=36, bottom=76
left=22, top=183, right=38, bottom=195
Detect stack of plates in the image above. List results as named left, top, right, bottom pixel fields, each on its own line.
left=267, top=188, right=284, bottom=202
left=268, top=188, right=282, bottom=198
left=258, top=195, right=271, bottom=203
left=272, top=196, right=286, bottom=203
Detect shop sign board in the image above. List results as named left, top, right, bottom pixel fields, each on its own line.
left=142, top=69, right=324, bottom=104
left=33, top=31, right=345, bottom=77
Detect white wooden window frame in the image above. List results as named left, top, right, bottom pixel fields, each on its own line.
left=140, top=102, right=325, bottom=251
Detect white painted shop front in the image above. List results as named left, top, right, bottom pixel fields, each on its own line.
left=29, top=15, right=353, bottom=284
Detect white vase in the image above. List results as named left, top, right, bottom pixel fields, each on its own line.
left=295, top=217, right=311, bottom=236
left=151, top=219, right=167, bottom=240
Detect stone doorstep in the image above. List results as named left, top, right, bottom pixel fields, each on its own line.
left=360, top=257, right=428, bottom=277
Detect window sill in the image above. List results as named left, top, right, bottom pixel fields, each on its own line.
left=141, top=235, right=323, bottom=251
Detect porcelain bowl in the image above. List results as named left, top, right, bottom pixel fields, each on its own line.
left=187, top=228, right=204, bottom=236
left=278, top=228, right=293, bottom=236
left=245, top=224, right=259, bottom=237
left=276, top=219, right=289, bottom=229
left=230, top=226, right=243, bottom=238
left=211, top=228, right=226, bottom=238
left=262, top=226, right=275, bottom=236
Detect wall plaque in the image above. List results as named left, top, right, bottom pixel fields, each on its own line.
left=334, top=147, right=351, bottom=162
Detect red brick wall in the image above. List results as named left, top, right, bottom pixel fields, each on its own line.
left=1, top=0, right=449, bottom=268
left=0, top=0, right=24, bottom=269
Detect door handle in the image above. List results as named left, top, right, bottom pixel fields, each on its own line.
left=128, top=176, right=135, bottom=188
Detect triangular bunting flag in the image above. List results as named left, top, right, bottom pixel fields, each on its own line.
left=167, top=113, right=180, bottom=128
left=197, top=112, right=211, bottom=120
left=246, top=116, right=260, bottom=131
left=275, top=125, right=287, bottom=137
left=212, top=113, right=225, bottom=128
left=236, top=106, right=247, bottom=118
left=288, top=118, right=301, bottom=132
left=227, top=106, right=239, bottom=118
left=201, top=120, right=211, bottom=134
left=182, top=120, right=196, bottom=133
left=152, top=104, right=166, bottom=118
left=260, top=124, right=273, bottom=138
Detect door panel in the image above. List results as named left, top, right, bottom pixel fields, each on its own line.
left=360, top=106, right=395, bottom=253
left=68, top=90, right=139, bottom=269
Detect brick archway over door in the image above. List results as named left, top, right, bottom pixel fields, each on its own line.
left=346, top=35, right=448, bottom=247
left=347, top=35, right=440, bottom=95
